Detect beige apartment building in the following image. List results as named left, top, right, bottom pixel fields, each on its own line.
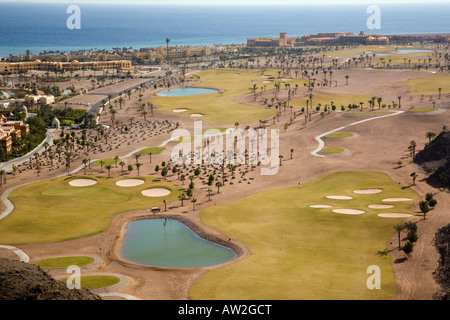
left=0, top=60, right=134, bottom=74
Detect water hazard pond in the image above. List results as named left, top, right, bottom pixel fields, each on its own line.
left=120, top=219, right=237, bottom=268
left=157, top=87, right=218, bottom=97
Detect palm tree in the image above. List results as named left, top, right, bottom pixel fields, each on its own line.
left=114, top=156, right=120, bottom=167
left=136, top=163, right=142, bottom=176
left=345, top=75, right=349, bottom=85
left=191, top=198, right=197, bottom=211
left=410, top=172, right=418, bottom=186
left=425, top=131, right=436, bottom=144
left=408, top=141, right=417, bottom=159
left=119, top=161, right=125, bottom=174
left=393, top=224, right=405, bottom=249
left=207, top=188, right=213, bottom=201
left=438, top=87, right=442, bottom=99
left=133, top=153, right=141, bottom=164
left=279, top=155, right=284, bottom=166
left=82, top=158, right=89, bottom=175
left=105, top=165, right=112, bottom=178
left=290, top=148, right=294, bottom=159
left=99, top=160, right=105, bottom=173
left=165, top=38, right=170, bottom=63
left=178, top=193, right=186, bottom=206
left=216, top=181, right=222, bottom=194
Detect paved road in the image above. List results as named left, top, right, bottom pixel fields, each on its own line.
left=0, top=130, right=54, bottom=172
left=311, top=111, right=405, bottom=157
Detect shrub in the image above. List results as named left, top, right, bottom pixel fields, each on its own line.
left=403, top=241, right=414, bottom=255
left=428, top=198, right=437, bottom=208
left=425, top=192, right=434, bottom=202
left=407, top=230, right=418, bottom=242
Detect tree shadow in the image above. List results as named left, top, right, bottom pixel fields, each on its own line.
left=394, top=257, right=408, bottom=264
left=376, top=249, right=390, bottom=256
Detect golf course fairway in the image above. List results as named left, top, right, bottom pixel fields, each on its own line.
left=190, top=171, right=419, bottom=300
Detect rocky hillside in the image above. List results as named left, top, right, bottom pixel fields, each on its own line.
left=434, top=224, right=450, bottom=300
left=0, top=258, right=102, bottom=300
left=415, top=131, right=450, bottom=189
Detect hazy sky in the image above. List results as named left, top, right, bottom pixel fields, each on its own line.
left=1, top=0, right=447, bottom=4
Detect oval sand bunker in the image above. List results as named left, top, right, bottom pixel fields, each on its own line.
left=190, top=114, right=204, bottom=117
left=69, top=179, right=98, bottom=187
left=116, top=179, right=145, bottom=187
left=382, top=198, right=413, bottom=202
left=353, top=189, right=383, bottom=194
left=141, top=188, right=172, bottom=197
left=368, top=204, right=394, bottom=209
left=377, top=213, right=413, bottom=218
left=326, top=195, right=353, bottom=200
left=333, top=209, right=365, bottom=215
left=173, top=108, right=188, bottom=113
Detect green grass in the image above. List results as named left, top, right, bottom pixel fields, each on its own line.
left=325, top=132, right=354, bottom=139
left=409, top=108, right=439, bottom=112
left=0, top=175, right=183, bottom=244
left=321, top=147, right=345, bottom=154
left=92, top=158, right=121, bottom=166
left=35, top=256, right=94, bottom=269
left=60, top=275, right=120, bottom=290
left=151, top=68, right=290, bottom=125
left=189, top=171, right=419, bottom=300
left=138, top=147, right=166, bottom=155
left=399, top=76, right=450, bottom=95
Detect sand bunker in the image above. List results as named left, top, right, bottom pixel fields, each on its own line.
left=326, top=195, right=353, bottom=200
left=69, top=179, right=98, bottom=187
left=190, top=114, right=204, bottom=117
left=173, top=108, right=188, bottom=113
left=309, top=205, right=333, bottom=208
left=353, top=189, right=383, bottom=194
left=368, top=204, right=394, bottom=209
left=333, top=209, right=365, bottom=215
left=382, top=198, right=413, bottom=202
left=141, top=188, right=172, bottom=197
left=116, top=179, right=145, bottom=187
left=377, top=213, right=413, bottom=218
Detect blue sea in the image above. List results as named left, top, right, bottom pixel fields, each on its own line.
left=0, top=2, right=449, bottom=57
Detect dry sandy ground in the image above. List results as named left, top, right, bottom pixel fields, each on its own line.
left=1, top=66, right=449, bottom=300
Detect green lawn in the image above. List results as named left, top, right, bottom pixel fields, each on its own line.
left=138, top=147, right=166, bottom=155
left=151, top=68, right=287, bottom=125
left=35, top=256, right=94, bottom=269
left=399, top=76, right=450, bottom=95
left=190, top=171, right=419, bottom=300
left=92, top=158, right=122, bottom=166
left=321, top=147, right=345, bottom=154
left=60, top=275, right=120, bottom=290
left=0, top=175, right=183, bottom=244
left=409, top=108, right=440, bottom=113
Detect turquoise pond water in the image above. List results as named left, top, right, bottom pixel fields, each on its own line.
left=158, top=87, right=218, bottom=97
left=120, top=219, right=237, bottom=268
left=396, top=49, right=432, bottom=54
left=373, top=49, right=432, bottom=56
